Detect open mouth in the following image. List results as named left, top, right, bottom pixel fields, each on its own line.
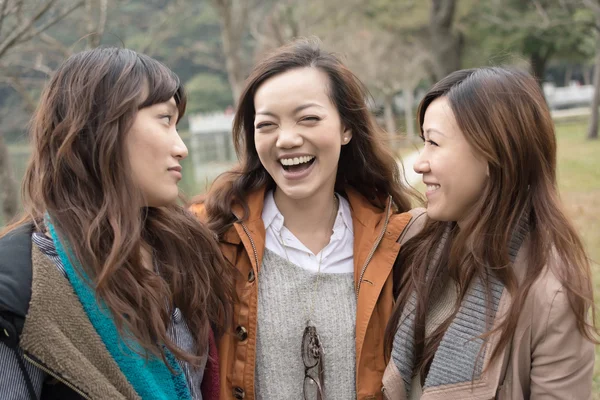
left=279, top=155, right=316, bottom=173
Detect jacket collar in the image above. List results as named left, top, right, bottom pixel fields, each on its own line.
left=224, top=185, right=404, bottom=244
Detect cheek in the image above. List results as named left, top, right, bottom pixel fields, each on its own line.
left=254, top=135, right=271, bottom=163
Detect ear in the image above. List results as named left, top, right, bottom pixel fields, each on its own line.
left=341, top=128, right=353, bottom=146
left=486, top=164, right=490, bottom=177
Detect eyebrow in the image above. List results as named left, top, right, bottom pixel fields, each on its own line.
left=255, top=102, right=324, bottom=117
left=425, top=128, right=448, bottom=138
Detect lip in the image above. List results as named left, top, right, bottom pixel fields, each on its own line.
left=280, top=157, right=316, bottom=181
left=168, top=165, right=182, bottom=180
left=423, top=181, right=440, bottom=198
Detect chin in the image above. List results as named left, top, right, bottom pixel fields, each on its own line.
left=275, top=183, right=315, bottom=201
left=146, top=193, right=179, bottom=208
left=425, top=207, right=445, bottom=222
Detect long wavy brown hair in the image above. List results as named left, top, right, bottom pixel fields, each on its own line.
left=384, top=67, right=598, bottom=380
left=200, top=37, right=418, bottom=236
left=4, top=47, right=233, bottom=366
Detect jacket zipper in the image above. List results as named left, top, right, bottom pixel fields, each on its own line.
left=23, top=352, right=91, bottom=399
left=355, top=198, right=393, bottom=302
left=240, top=222, right=260, bottom=275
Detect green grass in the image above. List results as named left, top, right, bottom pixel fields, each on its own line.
left=553, top=120, right=600, bottom=397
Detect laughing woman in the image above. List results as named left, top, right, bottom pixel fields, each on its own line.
left=0, top=48, right=232, bottom=399
left=383, top=67, right=597, bottom=399
left=192, top=38, right=417, bottom=399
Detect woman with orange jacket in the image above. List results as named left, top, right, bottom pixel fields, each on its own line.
left=192, top=38, right=418, bottom=400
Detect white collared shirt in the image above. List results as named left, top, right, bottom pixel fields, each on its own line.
left=261, top=191, right=355, bottom=274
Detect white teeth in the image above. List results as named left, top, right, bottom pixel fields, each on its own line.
left=427, top=184, right=440, bottom=192
left=280, top=156, right=315, bottom=166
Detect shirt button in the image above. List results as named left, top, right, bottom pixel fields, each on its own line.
left=235, top=326, right=248, bottom=341
left=233, top=386, right=245, bottom=399
left=248, top=269, right=255, bottom=283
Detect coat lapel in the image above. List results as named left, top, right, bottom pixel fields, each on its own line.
left=21, top=244, right=139, bottom=399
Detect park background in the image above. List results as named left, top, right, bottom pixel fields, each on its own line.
left=0, top=0, right=599, bottom=395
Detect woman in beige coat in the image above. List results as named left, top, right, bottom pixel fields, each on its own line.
left=383, top=67, right=597, bottom=399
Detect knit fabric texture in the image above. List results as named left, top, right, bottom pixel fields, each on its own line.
left=254, top=249, right=357, bottom=399
left=392, top=212, right=529, bottom=397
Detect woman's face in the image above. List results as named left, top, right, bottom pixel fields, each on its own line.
left=413, top=97, right=488, bottom=226
left=125, top=97, right=188, bottom=207
left=253, top=67, right=352, bottom=202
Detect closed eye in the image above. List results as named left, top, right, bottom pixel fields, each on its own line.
left=420, top=135, right=438, bottom=147
left=301, top=116, right=320, bottom=123
left=256, top=121, right=275, bottom=129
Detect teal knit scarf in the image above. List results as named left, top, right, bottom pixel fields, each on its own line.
left=46, top=219, right=191, bottom=400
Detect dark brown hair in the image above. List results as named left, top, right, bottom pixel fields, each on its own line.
left=200, top=37, right=418, bottom=236
left=384, top=67, right=598, bottom=380
left=5, top=47, right=233, bottom=366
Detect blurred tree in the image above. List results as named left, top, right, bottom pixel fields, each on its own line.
left=185, top=72, right=234, bottom=114
left=428, top=0, right=461, bottom=81
left=0, top=0, right=88, bottom=223
left=363, top=0, right=468, bottom=81
left=343, top=28, right=428, bottom=139
left=209, top=0, right=255, bottom=103
left=466, top=0, right=594, bottom=84
left=583, top=0, right=600, bottom=140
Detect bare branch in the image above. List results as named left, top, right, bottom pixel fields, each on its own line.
left=96, top=0, right=107, bottom=43
left=138, top=0, right=187, bottom=56
left=85, top=0, right=107, bottom=48
left=1, top=0, right=20, bottom=18
left=16, top=1, right=85, bottom=45
left=0, top=0, right=58, bottom=59
left=3, top=75, right=37, bottom=112
left=532, top=0, right=551, bottom=26
left=39, top=32, right=72, bottom=58
left=0, top=0, right=9, bottom=38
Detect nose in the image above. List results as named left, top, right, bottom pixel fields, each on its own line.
left=173, top=129, right=189, bottom=160
left=413, top=149, right=430, bottom=175
left=275, top=126, right=303, bottom=149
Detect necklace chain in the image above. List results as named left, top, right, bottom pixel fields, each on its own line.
left=277, top=194, right=339, bottom=326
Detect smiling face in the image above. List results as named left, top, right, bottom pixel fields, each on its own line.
left=125, top=97, right=188, bottom=207
left=253, top=67, right=352, bottom=202
left=414, top=97, right=488, bottom=226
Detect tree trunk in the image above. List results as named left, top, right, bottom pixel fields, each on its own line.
left=403, top=86, right=416, bottom=141
left=0, top=135, right=18, bottom=224
left=587, top=35, right=600, bottom=140
left=213, top=0, right=248, bottom=106
left=584, top=64, right=593, bottom=86
left=219, top=22, right=245, bottom=103
left=383, top=94, right=396, bottom=137
left=530, top=49, right=550, bottom=89
left=429, top=0, right=461, bottom=81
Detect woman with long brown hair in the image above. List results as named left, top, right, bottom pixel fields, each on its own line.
left=191, top=38, right=417, bottom=399
left=383, top=67, right=597, bottom=399
left=0, top=47, right=232, bottom=399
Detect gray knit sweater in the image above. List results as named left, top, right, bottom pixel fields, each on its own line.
left=255, top=249, right=357, bottom=399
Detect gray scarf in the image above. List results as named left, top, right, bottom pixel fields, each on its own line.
left=392, top=213, right=529, bottom=397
